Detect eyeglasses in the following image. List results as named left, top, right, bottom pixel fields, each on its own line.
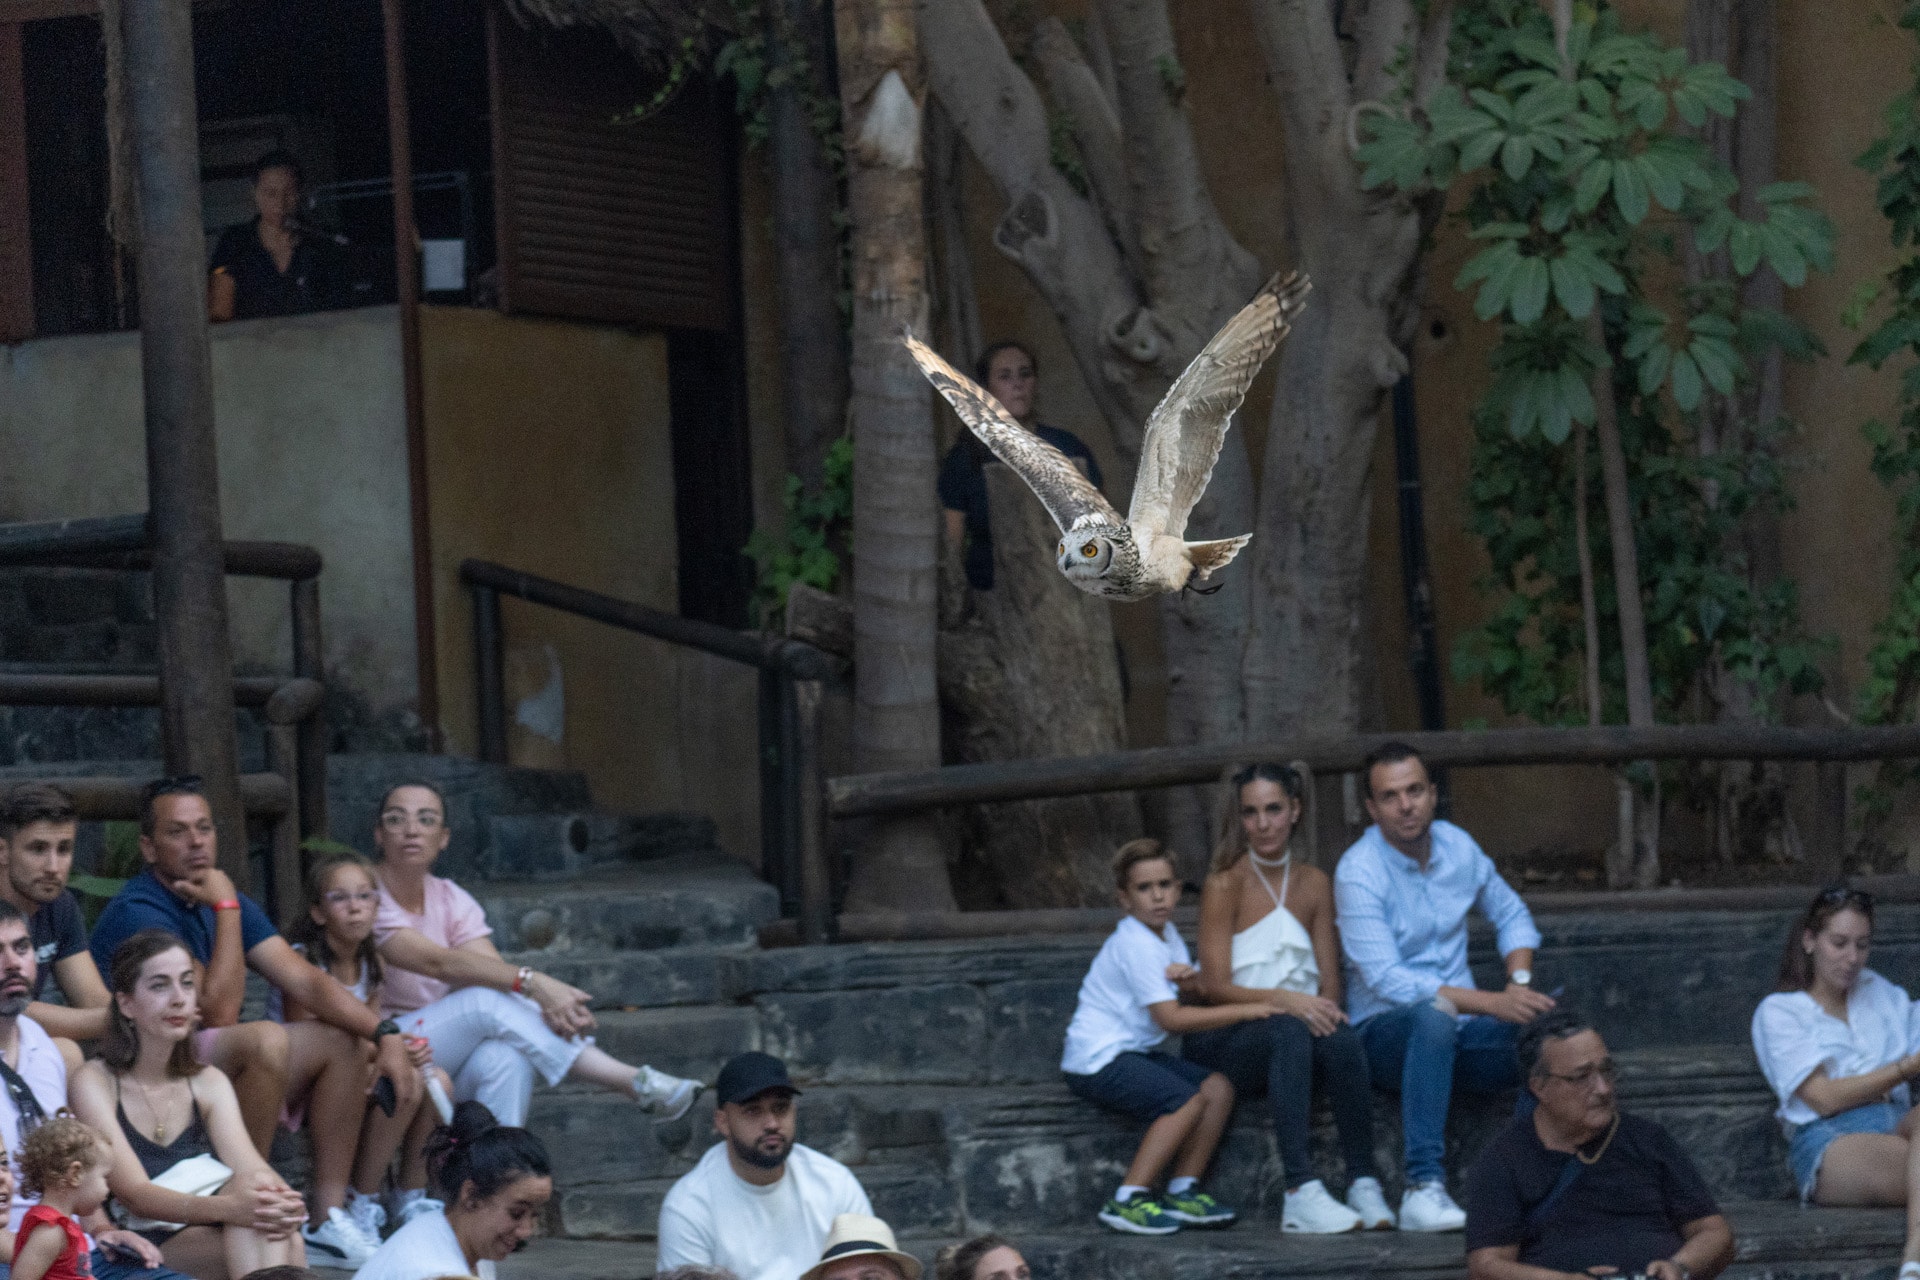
left=1818, top=884, right=1874, bottom=910
left=321, top=889, right=379, bottom=907
left=1539, top=1059, right=1617, bottom=1088
left=380, top=810, right=443, bottom=830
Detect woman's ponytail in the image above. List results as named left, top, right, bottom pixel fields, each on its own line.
left=425, top=1101, right=551, bottom=1204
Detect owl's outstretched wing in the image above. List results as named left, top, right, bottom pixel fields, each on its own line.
left=1128, top=271, right=1311, bottom=539
left=903, top=334, right=1123, bottom=535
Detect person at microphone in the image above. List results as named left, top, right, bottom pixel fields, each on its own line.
left=207, top=150, right=341, bottom=322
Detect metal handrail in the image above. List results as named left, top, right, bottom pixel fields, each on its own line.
left=459, top=559, right=839, bottom=935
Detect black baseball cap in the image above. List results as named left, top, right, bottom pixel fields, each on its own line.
left=715, top=1051, right=799, bottom=1105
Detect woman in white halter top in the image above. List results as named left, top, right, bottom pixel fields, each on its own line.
left=1183, top=763, right=1391, bottom=1234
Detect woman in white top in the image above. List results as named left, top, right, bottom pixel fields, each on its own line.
left=355, top=1101, right=550, bottom=1280
left=369, top=781, right=700, bottom=1128
left=1188, top=763, right=1388, bottom=1235
left=1751, top=885, right=1920, bottom=1279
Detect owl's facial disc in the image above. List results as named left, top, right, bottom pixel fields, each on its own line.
left=1058, top=531, right=1113, bottom=577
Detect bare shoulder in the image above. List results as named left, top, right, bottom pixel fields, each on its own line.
left=1200, top=863, right=1244, bottom=900
left=1292, top=863, right=1335, bottom=907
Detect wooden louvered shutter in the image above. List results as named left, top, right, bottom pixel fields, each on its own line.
left=486, top=9, right=733, bottom=331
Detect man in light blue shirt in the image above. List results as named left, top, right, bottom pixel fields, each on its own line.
left=1335, top=743, right=1556, bottom=1233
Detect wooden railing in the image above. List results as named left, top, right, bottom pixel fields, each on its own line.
left=459, top=559, right=841, bottom=932
left=795, top=723, right=1920, bottom=944
left=0, top=514, right=330, bottom=922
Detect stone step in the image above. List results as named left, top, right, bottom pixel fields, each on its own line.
left=482, top=853, right=779, bottom=954
left=318, top=1201, right=1903, bottom=1280
left=526, top=1043, right=1792, bottom=1241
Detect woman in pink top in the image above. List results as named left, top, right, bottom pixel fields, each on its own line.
left=370, top=782, right=701, bottom=1130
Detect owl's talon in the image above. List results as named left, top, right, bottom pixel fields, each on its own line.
left=1185, top=578, right=1226, bottom=596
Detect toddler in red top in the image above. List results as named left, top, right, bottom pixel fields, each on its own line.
left=12, top=1117, right=112, bottom=1280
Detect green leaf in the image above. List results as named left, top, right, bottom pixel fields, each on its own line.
left=1670, top=349, right=1704, bottom=409
left=1501, top=135, right=1536, bottom=181
left=1549, top=254, right=1597, bottom=318
left=1573, top=158, right=1613, bottom=213
left=1728, top=221, right=1763, bottom=275
left=1612, top=157, right=1651, bottom=224
left=1509, top=254, right=1552, bottom=324
left=1637, top=341, right=1673, bottom=395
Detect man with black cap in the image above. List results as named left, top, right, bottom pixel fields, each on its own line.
left=658, top=1051, right=872, bottom=1280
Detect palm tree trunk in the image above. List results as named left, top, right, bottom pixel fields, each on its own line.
left=834, top=0, right=954, bottom=910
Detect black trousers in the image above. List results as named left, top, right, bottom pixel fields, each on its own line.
left=1184, top=1014, right=1378, bottom=1190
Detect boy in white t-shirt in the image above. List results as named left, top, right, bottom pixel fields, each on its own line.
left=1062, top=839, right=1276, bottom=1236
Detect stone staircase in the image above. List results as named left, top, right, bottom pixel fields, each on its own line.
left=2, top=736, right=1906, bottom=1277
left=470, top=862, right=1920, bottom=1278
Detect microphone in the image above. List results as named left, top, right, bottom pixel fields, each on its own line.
left=285, top=215, right=349, bottom=246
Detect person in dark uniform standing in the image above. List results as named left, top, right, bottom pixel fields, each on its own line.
left=938, top=340, right=1103, bottom=591
left=207, top=150, right=338, bottom=322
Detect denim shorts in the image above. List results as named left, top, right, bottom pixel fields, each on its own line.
left=1064, top=1050, right=1215, bottom=1121
left=1787, top=1100, right=1902, bottom=1201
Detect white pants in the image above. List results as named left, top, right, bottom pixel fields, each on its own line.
left=394, top=986, right=586, bottom=1127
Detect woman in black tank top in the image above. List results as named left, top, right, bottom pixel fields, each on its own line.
left=69, top=931, right=309, bottom=1280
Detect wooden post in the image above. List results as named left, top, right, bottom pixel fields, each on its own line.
left=758, top=666, right=789, bottom=907
left=265, top=722, right=302, bottom=926
left=290, top=577, right=328, bottom=839
left=471, top=582, right=506, bottom=764
left=382, top=0, right=439, bottom=747
left=0, top=21, right=32, bottom=342
left=1812, top=760, right=1847, bottom=882
left=794, top=680, right=834, bottom=944
left=120, top=0, right=247, bottom=884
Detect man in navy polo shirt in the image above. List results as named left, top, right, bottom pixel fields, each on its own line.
left=89, top=777, right=420, bottom=1267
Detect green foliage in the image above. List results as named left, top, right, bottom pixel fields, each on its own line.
left=1851, top=4, right=1920, bottom=733
left=745, top=434, right=853, bottom=626
left=1154, top=54, right=1187, bottom=103
left=1049, top=110, right=1091, bottom=196
left=1359, top=0, right=1833, bottom=728
left=618, top=1, right=843, bottom=167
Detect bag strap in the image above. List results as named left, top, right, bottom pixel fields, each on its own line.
left=1523, top=1154, right=1586, bottom=1235
left=0, top=1054, right=47, bottom=1137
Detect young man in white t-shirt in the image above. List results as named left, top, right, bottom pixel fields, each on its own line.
left=656, top=1052, right=870, bottom=1280
left=1061, top=839, right=1275, bottom=1236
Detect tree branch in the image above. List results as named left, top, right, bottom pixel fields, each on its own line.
left=1031, top=17, right=1145, bottom=281
left=1246, top=0, right=1355, bottom=193
left=1351, top=0, right=1418, bottom=107
left=916, top=0, right=1159, bottom=451
left=1093, top=0, right=1260, bottom=322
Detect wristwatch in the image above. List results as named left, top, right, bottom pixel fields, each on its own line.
left=371, top=1018, right=402, bottom=1043
left=1511, top=969, right=1533, bottom=987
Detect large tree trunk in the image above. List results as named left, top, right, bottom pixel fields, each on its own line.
left=834, top=0, right=954, bottom=910
left=1239, top=0, right=1448, bottom=748
left=940, top=468, right=1142, bottom=904
left=770, top=0, right=850, bottom=496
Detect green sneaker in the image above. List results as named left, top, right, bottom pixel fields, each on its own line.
left=1097, top=1195, right=1179, bottom=1235
left=1163, top=1187, right=1236, bottom=1226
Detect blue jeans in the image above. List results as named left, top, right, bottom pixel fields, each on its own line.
left=1357, top=1003, right=1521, bottom=1185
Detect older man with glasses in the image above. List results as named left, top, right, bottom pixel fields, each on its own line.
left=1463, top=1009, right=1734, bottom=1280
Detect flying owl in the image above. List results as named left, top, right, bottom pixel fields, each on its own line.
left=905, top=271, right=1311, bottom=601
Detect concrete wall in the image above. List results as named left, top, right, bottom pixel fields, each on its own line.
left=0, top=306, right=419, bottom=733
left=420, top=306, right=761, bottom=865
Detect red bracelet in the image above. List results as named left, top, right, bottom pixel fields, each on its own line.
left=512, top=966, right=531, bottom=994
left=211, top=899, right=240, bottom=912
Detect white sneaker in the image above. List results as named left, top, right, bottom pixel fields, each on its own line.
left=1282, top=1178, right=1363, bottom=1234
left=345, top=1190, right=387, bottom=1242
left=1346, top=1176, right=1397, bottom=1229
left=395, top=1191, right=444, bottom=1225
left=1398, top=1180, right=1467, bottom=1232
left=633, top=1065, right=702, bottom=1120
left=302, top=1206, right=381, bottom=1268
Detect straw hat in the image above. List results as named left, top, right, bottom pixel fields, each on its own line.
left=796, top=1214, right=923, bottom=1280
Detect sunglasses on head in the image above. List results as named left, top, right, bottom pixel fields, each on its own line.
left=1817, top=883, right=1874, bottom=911
left=140, top=774, right=204, bottom=806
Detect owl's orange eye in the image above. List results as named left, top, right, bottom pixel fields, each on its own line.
left=1081, top=543, right=1099, bottom=558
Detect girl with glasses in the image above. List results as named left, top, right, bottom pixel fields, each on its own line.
left=1752, top=885, right=1920, bottom=1280
left=273, top=852, right=451, bottom=1244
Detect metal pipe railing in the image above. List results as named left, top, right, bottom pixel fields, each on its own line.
left=459, top=558, right=842, bottom=931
